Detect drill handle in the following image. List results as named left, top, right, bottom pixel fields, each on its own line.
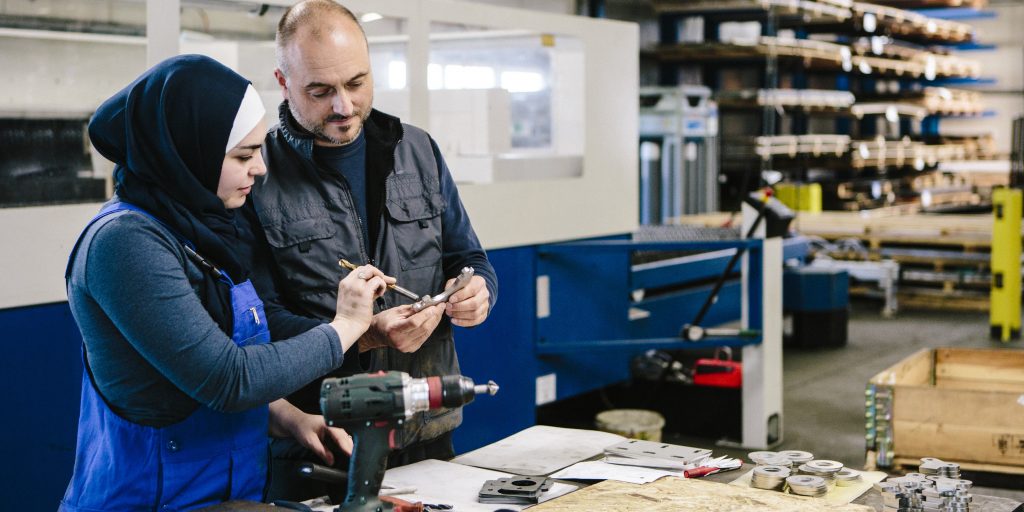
left=342, top=421, right=394, bottom=511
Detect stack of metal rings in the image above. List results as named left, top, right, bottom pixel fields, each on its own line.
left=751, top=465, right=791, bottom=491
left=748, top=450, right=795, bottom=468
left=835, top=468, right=863, bottom=487
left=798, top=459, right=844, bottom=488
left=749, top=452, right=794, bottom=468
left=779, top=450, right=814, bottom=465
left=786, top=475, right=829, bottom=497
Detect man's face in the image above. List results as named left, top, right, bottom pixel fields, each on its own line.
left=277, top=18, right=373, bottom=146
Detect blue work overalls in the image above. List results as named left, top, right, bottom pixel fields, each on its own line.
left=59, top=202, right=271, bottom=511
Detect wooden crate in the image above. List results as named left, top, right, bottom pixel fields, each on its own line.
left=866, top=348, right=1024, bottom=474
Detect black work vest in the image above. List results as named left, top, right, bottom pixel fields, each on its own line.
left=254, top=105, right=460, bottom=447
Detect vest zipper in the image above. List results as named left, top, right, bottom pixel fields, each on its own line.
left=371, top=133, right=402, bottom=310
left=315, top=160, right=372, bottom=269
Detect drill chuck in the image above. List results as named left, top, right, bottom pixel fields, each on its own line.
left=401, top=375, right=498, bottom=417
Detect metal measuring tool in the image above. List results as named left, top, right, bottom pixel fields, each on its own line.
left=338, top=259, right=475, bottom=312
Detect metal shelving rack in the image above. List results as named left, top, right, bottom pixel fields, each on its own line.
left=646, top=0, right=993, bottom=211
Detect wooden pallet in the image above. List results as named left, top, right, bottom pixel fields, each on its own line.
left=868, top=0, right=987, bottom=8
left=680, top=211, right=1008, bottom=249
left=852, top=3, right=975, bottom=44
left=856, top=88, right=986, bottom=117
left=867, top=453, right=1024, bottom=478
left=890, top=458, right=1024, bottom=477
left=851, top=285, right=990, bottom=312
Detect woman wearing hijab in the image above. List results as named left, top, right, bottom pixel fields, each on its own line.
left=58, top=54, right=389, bottom=511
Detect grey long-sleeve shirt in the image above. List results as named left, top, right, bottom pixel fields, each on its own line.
left=67, top=211, right=344, bottom=427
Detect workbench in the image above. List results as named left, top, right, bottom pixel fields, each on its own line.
left=196, top=426, right=1023, bottom=512
left=197, top=463, right=1023, bottom=512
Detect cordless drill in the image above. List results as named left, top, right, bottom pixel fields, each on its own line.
left=320, top=371, right=499, bottom=512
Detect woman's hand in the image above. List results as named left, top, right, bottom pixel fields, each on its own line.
left=269, top=399, right=353, bottom=465
left=331, top=264, right=394, bottom=351
left=289, top=412, right=354, bottom=465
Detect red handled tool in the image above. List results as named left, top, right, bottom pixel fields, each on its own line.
left=683, top=456, right=743, bottom=478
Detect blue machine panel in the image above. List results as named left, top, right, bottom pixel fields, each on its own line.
left=0, top=302, right=83, bottom=511
left=536, top=245, right=633, bottom=344
left=452, top=246, right=540, bottom=454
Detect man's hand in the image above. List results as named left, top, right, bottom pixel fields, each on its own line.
left=359, top=303, right=446, bottom=353
left=445, top=275, right=490, bottom=327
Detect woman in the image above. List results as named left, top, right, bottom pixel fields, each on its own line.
left=59, top=54, right=389, bottom=511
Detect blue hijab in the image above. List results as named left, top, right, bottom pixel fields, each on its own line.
left=89, top=54, right=255, bottom=334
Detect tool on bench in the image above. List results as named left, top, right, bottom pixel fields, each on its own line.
left=338, top=259, right=475, bottom=312
left=320, top=371, right=498, bottom=512
left=683, top=455, right=743, bottom=478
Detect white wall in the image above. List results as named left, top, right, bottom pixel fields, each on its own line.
left=0, top=36, right=145, bottom=115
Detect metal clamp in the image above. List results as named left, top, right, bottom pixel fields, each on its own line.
left=412, top=267, right=475, bottom=312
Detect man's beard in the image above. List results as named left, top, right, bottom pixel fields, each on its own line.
left=289, top=104, right=366, bottom=145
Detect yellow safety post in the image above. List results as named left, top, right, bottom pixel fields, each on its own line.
left=990, top=188, right=1022, bottom=342
left=774, top=183, right=822, bottom=213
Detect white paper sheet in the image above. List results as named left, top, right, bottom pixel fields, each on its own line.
left=549, top=460, right=688, bottom=485
left=450, top=425, right=626, bottom=476
left=378, top=459, right=576, bottom=511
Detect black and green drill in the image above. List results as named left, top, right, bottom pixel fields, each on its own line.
left=320, top=371, right=499, bottom=512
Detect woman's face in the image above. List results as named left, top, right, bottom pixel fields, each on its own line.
left=218, top=120, right=268, bottom=209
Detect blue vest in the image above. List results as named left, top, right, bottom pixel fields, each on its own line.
left=59, top=202, right=272, bottom=511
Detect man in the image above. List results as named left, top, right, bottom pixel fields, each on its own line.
left=249, top=0, right=498, bottom=499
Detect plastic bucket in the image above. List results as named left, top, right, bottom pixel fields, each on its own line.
left=595, top=409, right=666, bottom=442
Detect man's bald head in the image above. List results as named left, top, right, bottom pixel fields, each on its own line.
left=275, top=0, right=366, bottom=77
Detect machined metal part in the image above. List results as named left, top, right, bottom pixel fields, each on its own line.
left=878, top=460, right=975, bottom=512
left=605, top=439, right=712, bottom=467
left=478, top=476, right=552, bottom=505
left=749, top=451, right=780, bottom=464
left=787, top=475, right=829, bottom=497
left=412, top=267, right=475, bottom=312
left=805, top=460, right=843, bottom=472
left=779, top=450, right=815, bottom=463
left=751, top=465, right=791, bottom=491
left=919, top=457, right=961, bottom=479
left=836, top=469, right=862, bottom=487
left=749, top=451, right=794, bottom=467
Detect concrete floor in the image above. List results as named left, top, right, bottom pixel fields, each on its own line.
left=672, top=302, right=1024, bottom=501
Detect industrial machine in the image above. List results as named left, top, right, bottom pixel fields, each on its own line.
left=639, top=85, right=720, bottom=223
left=319, top=372, right=498, bottom=512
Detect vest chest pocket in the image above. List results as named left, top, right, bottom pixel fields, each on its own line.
left=262, top=212, right=339, bottom=290
left=385, top=193, right=445, bottom=271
